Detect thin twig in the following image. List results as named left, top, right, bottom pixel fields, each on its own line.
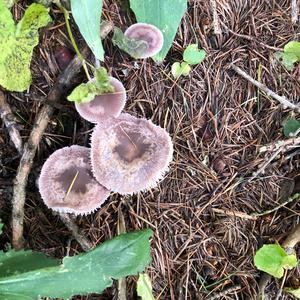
left=251, top=193, right=300, bottom=218
left=0, top=90, right=23, bottom=154
left=212, top=208, right=257, bottom=220
left=230, top=64, right=300, bottom=110
left=59, top=213, right=93, bottom=251
left=291, top=0, right=299, bottom=24
left=11, top=22, right=113, bottom=250
left=210, top=0, right=222, bottom=34
left=206, top=284, right=241, bottom=300
left=259, top=136, right=300, bottom=153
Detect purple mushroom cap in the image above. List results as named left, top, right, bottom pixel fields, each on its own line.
left=124, top=23, right=164, bottom=59
left=75, top=77, right=127, bottom=123
left=91, top=113, right=173, bottom=195
left=38, top=145, right=110, bottom=215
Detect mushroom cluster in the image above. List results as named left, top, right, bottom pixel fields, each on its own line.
left=38, top=23, right=172, bottom=215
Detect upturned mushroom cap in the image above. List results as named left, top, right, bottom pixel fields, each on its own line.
left=38, top=145, right=110, bottom=215
left=124, top=23, right=164, bottom=59
left=75, top=77, right=126, bottom=123
left=91, top=113, right=173, bottom=194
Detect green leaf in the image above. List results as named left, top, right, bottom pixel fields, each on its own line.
left=137, top=273, right=155, bottom=300
left=285, top=287, right=300, bottom=298
left=112, top=27, right=148, bottom=59
left=254, top=244, right=297, bottom=278
left=3, top=0, right=16, bottom=8
left=0, top=250, right=60, bottom=278
left=70, top=0, right=104, bottom=61
left=0, top=1, right=51, bottom=91
left=129, top=0, right=187, bottom=61
left=0, top=229, right=153, bottom=299
left=183, top=44, right=206, bottom=65
left=282, top=118, right=300, bottom=137
left=284, top=41, right=300, bottom=60
left=0, top=293, right=33, bottom=300
left=171, top=61, right=191, bottom=78
left=0, top=220, right=3, bottom=235
left=67, top=67, right=114, bottom=103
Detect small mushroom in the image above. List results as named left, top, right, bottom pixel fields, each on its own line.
left=124, top=23, right=164, bottom=59
left=91, top=113, right=173, bottom=194
left=38, top=145, right=110, bottom=215
left=75, top=77, right=126, bottom=123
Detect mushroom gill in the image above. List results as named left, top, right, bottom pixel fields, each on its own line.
left=91, top=113, right=173, bottom=194
left=38, top=145, right=110, bottom=215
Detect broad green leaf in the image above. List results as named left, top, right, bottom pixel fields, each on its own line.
left=183, top=44, right=206, bottom=65
left=285, top=287, right=300, bottom=298
left=171, top=61, right=191, bottom=78
left=70, top=0, right=104, bottom=61
left=0, top=1, right=51, bottom=91
left=0, top=229, right=153, bottom=299
left=0, top=250, right=60, bottom=278
left=254, top=244, right=297, bottom=278
left=137, top=273, right=155, bottom=300
left=67, top=67, right=114, bottom=103
left=282, top=118, right=300, bottom=137
left=129, top=0, right=187, bottom=61
left=0, top=293, right=33, bottom=300
left=284, top=41, right=300, bottom=60
left=112, top=27, right=148, bottom=59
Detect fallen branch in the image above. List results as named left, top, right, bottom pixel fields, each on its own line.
left=291, top=0, right=299, bottom=24
left=230, top=64, right=300, bottom=111
left=11, top=22, right=113, bottom=250
left=0, top=90, right=23, bottom=154
left=210, top=0, right=222, bottom=35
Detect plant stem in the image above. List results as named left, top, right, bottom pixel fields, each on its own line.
left=56, top=0, right=91, bottom=80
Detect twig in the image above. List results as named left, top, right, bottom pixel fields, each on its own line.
left=0, top=90, right=23, bottom=154
left=212, top=208, right=257, bottom=220
left=11, top=22, right=113, bottom=250
left=251, top=194, right=300, bottom=218
left=259, top=136, right=300, bottom=153
left=258, top=224, right=300, bottom=297
left=230, top=64, right=300, bottom=111
left=210, top=0, right=222, bottom=35
left=59, top=213, right=93, bottom=251
left=291, top=0, right=299, bottom=24
left=117, top=206, right=127, bottom=300
left=206, top=284, right=241, bottom=300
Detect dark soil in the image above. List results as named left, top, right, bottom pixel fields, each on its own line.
left=1, top=0, right=300, bottom=299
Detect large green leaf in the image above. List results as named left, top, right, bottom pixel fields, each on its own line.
left=0, top=250, right=60, bottom=278
left=0, top=229, right=152, bottom=299
left=129, top=0, right=187, bottom=61
left=254, top=244, right=297, bottom=278
left=0, top=1, right=51, bottom=91
left=70, top=0, right=104, bottom=61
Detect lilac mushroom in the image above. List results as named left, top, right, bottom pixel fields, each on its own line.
left=38, top=145, right=110, bottom=215
left=124, top=23, right=164, bottom=59
left=75, top=77, right=127, bottom=123
left=91, top=113, right=173, bottom=194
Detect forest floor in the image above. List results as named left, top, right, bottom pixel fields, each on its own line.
left=1, top=0, right=300, bottom=299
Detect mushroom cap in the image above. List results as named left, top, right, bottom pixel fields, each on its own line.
left=124, top=23, right=164, bottom=59
left=38, top=145, right=110, bottom=215
left=91, top=113, right=173, bottom=194
left=75, top=77, right=126, bottom=123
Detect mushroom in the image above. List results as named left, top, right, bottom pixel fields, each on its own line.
left=75, top=77, right=127, bottom=123
left=38, top=145, right=110, bottom=215
left=91, top=113, right=173, bottom=194
left=124, top=23, right=164, bottom=59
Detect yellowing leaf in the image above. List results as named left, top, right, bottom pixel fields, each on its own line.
left=254, top=244, right=297, bottom=278
left=67, top=67, right=114, bottom=103
left=137, top=273, right=155, bottom=300
left=285, top=287, right=300, bottom=298
left=171, top=61, right=191, bottom=78
left=0, top=1, right=51, bottom=91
